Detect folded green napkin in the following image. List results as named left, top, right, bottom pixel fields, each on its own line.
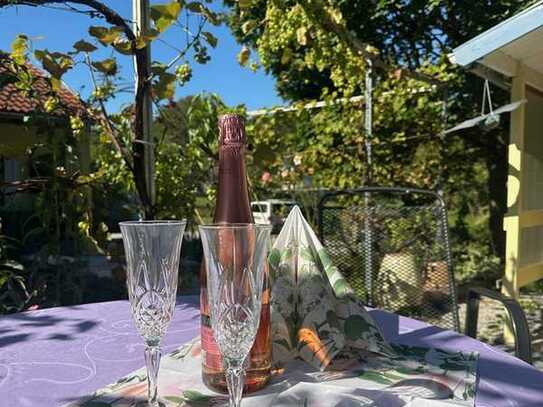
left=269, top=206, right=393, bottom=369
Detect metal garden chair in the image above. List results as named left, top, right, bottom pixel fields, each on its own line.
left=318, top=186, right=532, bottom=363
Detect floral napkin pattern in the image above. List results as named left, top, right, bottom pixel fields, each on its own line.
left=65, top=206, right=478, bottom=407
left=66, top=337, right=478, bottom=407
left=269, top=206, right=393, bottom=370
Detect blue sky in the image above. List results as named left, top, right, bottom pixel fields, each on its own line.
left=0, top=1, right=283, bottom=112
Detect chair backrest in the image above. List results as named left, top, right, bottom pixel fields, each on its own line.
left=318, top=187, right=460, bottom=332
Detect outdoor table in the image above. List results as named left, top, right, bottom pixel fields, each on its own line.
left=1, top=296, right=542, bottom=407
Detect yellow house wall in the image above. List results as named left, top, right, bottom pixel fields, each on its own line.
left=503, top=67, right=543, bottom=298
left=503, top=67, right=543, bottom=343
left=503, top=74, right=525, bottom=300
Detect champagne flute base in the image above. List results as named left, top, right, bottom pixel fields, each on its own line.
left=202, top=364, right=271, bottom=394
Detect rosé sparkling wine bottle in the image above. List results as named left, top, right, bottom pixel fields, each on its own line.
left=200, top=114, right=271, bottom=393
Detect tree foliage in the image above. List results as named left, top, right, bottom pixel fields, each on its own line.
left=0, top=1, right=224, bottom=310
left=92, top=93, right=245, bottom=231
left=224, top=0, right=537, bottom=279
left=1, top=0, right=222, bottom=218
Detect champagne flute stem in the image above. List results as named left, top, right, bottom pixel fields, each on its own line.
left=144, top=345, right=161, bottom=407
left=225, top=359, right=245, bottom=407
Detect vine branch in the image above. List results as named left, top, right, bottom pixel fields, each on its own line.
left=83, top=53, right=134, bottom=173
left=1, top=0, right=154, bottom=217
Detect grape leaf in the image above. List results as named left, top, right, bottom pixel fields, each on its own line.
left=91, top=58, right=118, bottom=76
left=73, top=40, right=98, bottom=53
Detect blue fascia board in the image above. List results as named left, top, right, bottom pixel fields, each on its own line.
left=450, top=1, right=543, bottom=67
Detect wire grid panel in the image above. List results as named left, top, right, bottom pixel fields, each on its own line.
left=319, top=192, right=459, bottom=332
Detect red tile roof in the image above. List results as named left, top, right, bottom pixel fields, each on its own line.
left=0, top=53, right=88, bottom=118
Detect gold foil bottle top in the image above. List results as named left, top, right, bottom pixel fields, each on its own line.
left=218, top=113, right=246, bottom=146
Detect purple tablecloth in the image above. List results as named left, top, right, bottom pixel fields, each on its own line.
left=1, top=296, right=542, bottom=407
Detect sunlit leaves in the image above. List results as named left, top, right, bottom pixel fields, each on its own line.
left=151, top=62, right=168, bottom=75
left=175, top=63, right=192, bottom=85
left=89, top=25, right=124, bottom=46
left=11, top=67, right=34, bottom=93
left=237, top=46, right=250, bottom=66
left=153, top=72, right=177, bottom=100
left=11, top=34, right=28, bottom=64
left=88, top=25, right=136, bottom=54
left=241, top=20, right=257, bottom=34
left=34, top=49, right=74, bottom=89
left=239, top=0, right=253, bottom=9
left=202, top=31, right=218, bottom=48
left=92, top=82, right=115, bottom=101
left=296, top=27, right=308, bottom=46
left=72, top=40, right=98, bottom=53
left=69, top=115, right=85, bottom=137
left=44, top=96, right=59, bottom=113
left=135, top=29, right=160, bottom=49
left=150, top=1, right=182, bottom=32
left=114, top=39, right=136, bottom=55
left=186, top=2, right=221, bottom=25
left=91, top=58, right=118, bottom=76
left=1, top=0, right=230, bottom=228
left=193, top=42, right=210, bottom=64
left=185, top=2, right=202, bottom=12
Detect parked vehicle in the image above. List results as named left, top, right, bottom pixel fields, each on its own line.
left=251, top=199, right=297, bottom=233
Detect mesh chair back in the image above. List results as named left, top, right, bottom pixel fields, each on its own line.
left=318, top=187, right=459, bottom=332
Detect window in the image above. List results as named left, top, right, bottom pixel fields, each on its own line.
left=251, top=203, right=268, bottom=213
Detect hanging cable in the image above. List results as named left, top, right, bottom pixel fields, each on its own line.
left=481, top=79, right=494, bottom=115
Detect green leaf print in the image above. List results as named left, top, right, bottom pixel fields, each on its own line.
left=318, top=249, right=333, bottom=269
left=281, top=246, right=294, bottom=262
left=300, top=246, right=314, bottom=261
left=332, top=279, right=348, bottom=296
left=392, top=344, right=429, bottom=359
left=109, top=373, right=145, bottom=391
left=464, top=383, right=476, bottom=399
left=182, top=390, right=211, bottom=402
left=358, top=370, right=395, bottom=385
left=169, top=341, right=195, bottom=360
left=344, top=315, right=369, bottom=340
left=268, top=248, right=281, bottom=269
left=381, top=370, right=408, bottom=381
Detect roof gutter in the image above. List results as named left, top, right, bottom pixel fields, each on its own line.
left=449, top=1, right=543, bottom=68
left=0, top=110, right=93, bottom=125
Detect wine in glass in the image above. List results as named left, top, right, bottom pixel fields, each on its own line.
left=199, top=223, right=271, bottom=407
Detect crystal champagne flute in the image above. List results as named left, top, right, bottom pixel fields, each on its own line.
left=120, top=220, right=186, bottom=407
left=199, top=223, right=271, bottom=407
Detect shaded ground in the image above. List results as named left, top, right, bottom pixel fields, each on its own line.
left=458, top=295, right=543, bottom=370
